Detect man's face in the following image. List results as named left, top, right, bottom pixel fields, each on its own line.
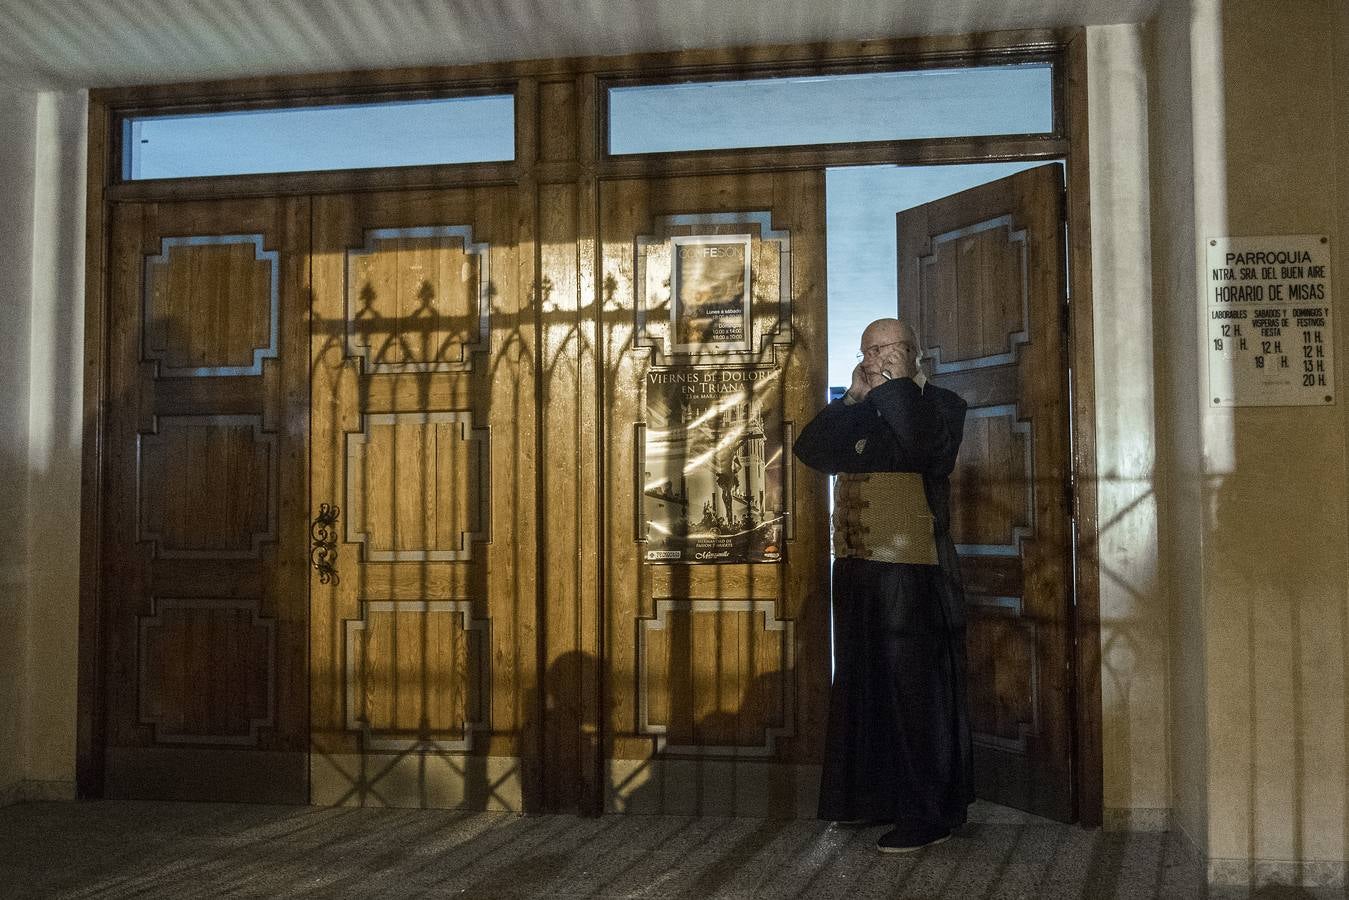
left=858, top=323, right=918, bottom=380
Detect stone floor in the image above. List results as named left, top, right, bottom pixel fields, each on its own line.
left=0, top=799, right=1338, bottom=898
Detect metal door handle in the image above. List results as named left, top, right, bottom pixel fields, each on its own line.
left=310, top=503, right=340, bottom=585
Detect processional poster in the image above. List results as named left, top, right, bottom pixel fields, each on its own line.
left=642, top=366, right=784, bottom=564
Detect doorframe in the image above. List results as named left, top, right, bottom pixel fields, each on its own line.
left=76, top=27, right=1102, bottom=826
left=1064, top=34, right=1104, bottom=829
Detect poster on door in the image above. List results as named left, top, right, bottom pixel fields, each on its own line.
left=642, top=365, right=784, bottom=564
left=669, top=234, right=753, bottom=353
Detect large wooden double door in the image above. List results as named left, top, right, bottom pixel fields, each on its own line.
left=101, top=187, right=534, bottom=807
left=97, top=165, right=1076, bottom=819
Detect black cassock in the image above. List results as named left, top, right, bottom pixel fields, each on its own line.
left=793, top=376, right=973, bottom=828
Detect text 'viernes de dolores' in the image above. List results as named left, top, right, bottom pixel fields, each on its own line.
left=648, top=368, right=774, bottom=396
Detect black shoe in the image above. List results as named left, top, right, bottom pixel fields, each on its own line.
left=876, top=822, right=951, bottom=853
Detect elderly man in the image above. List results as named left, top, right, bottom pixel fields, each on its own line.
left=793, top=317, right=972, bottom=853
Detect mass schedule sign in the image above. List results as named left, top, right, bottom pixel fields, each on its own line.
left=1206, top=235, right=1334, bottom=407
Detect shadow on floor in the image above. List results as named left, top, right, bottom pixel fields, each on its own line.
left=0, top=799, right=1337, bottom=899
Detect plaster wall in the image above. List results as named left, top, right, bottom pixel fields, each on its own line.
left=1146, top=0, right=1212, bottom=855
left=1086, top=23, right=1172, bottom=830
left=24, top=91, right=86, bottom=792
left=1148, top=0, right=1349, bottom=884
left=0, top=89, right=85, bottom=805
left=1200, top=0, right=1348, bottom=881
left=0, top=89, right=38, bottom=803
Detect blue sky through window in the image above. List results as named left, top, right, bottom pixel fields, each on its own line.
left=609, top=64, right=1052, bottom=155
left=124, top=94, right=515, bottom=179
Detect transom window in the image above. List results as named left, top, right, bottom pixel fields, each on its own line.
left=607, top=63, right=1054, bottom=155
left=121, top=94, right=515, bottom=180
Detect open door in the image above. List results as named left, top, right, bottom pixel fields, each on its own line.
left=897, top=163, right=1075, bottom=821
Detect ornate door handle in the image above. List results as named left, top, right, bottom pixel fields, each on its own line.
left=310, top=503, right=340, bottom=585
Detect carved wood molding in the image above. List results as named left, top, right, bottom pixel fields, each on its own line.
left=343, top=599, right=491, bottom=752
left=137, top=597, right=276, bottom=746
left=917, top=214, right=1031, bottom=374
left=345, top=225, right=491, bottom=374
left=344, top=411, right=490, bottom=562
left=142, top=234, right=280, bottom=377
left=969, top=610, right=1040, bottom=755
left=136, top=414, right=279, bottom=560
left=636, top=598, right=795, bottom=757
left=953, top=403, right=1034, bottom=559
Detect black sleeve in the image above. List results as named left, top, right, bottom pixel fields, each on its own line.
left=792, top=396, right=873, bottom=474
left=866, top=378, right=967, bottom=476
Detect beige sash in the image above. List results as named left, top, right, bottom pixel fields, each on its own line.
left=832, top=472, right=938, bottom=565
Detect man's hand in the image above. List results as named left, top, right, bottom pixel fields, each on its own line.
left=878, top=342, right=919, bottom=381
left=847, top=363, right=874, bottom=401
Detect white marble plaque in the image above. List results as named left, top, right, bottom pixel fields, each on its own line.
left=1206, top=235, right=1334, bottom=407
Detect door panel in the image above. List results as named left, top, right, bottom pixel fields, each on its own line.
left=102, top=198, right=310, bottom=802
left=897, top=163, right=1073, bottom=821
left=309, top=189, right=536, bottom=809
left=598, top=173, right=830, bottom=815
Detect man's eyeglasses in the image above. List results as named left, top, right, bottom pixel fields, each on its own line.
left=855, top=340, right=913, bottom=361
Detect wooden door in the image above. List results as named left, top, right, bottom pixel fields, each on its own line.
left=897, top=164, right=1074, bottom=821
left=101, top=198, right=311, bottom=802
left=598, top=173, right=831, bottom=815
left=309, top=189, right=536, bottom=809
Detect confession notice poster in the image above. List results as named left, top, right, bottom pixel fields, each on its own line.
left=669, top=234, right=752, bottom=353
left=643, top=366, right=784, bottom=564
